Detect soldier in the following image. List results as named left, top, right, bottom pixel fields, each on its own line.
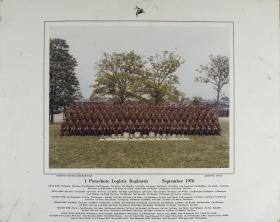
left=178, top=119, right=184, bottom=130
left=64, top=122, right=71, bottom=136
left=135, top=119, right=140, bottom=132
left=86, top=119, right=93, bottom=135
left=80, top=119, right=87, bottom=136
left=197, top=120, right=204, bottom=135
left=124, top=123, right=130, bottom=135
left=171, top=120, right=177, bottom=135
left=153, top=119, right=158, bottom=132
left=101, top=119, right=107, bottom=135
left=123, top=110, right=129, bottom=122
left=60, top=122, right=66, bottom=136
left=130, top=124, right=136, bottom=134
left=66, top=120, right=72, bottom=136
left=215, top=123, right=221, bottom=135
left=131, top=112, right=137, bottom=122
left=107, top=119, right=113, bottom=135
left=189, top=122, right=195, bottom=135
left=93, top=120, right=99, bottom=135
left=143, top=121, right=149, bottom=135
left=193, top=112, right=198, bottom=122
left=146, top=119, right=151, bottom=133
left=76, top=122, right=81, bottom=136
left=174, top=122, right=180, bottom=135
left=103, top=112, right=110, bottom=121
left=125, top=119, right=131, bottom=133
left=137, top=119, right=144, bottom=134
left=210, top=122, right=216, bottom=135
left=111, top=119, right=117, bottom=135
left=165, top=119, right=171, bottom=135
left=147, top=111, right=152, bottom=121
left=117, top=123, right=122, bottom=135
left=150, top=113, right=156, bottom=122
left=65, top=112, right=71, bottom=121
left=158, top=119, right=164, bottom=134
left=138, top=111, right=144, bottom=122
left=174, top=112, right=180, bottom=121
left=97, top=123, right=104, bottom=136
left=182, top=124, right=187, bottom=135
left=150, top=125, right=156, bottom=135
left=114, top=118, right=119, bottom=128
left=91, top=124, right=97, bottom=136
left=205, top=123, right=211, bottom=135
left=169, top=112, right=175, bottom=122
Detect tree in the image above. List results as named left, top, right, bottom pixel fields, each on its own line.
left=91, top=51, right=145, bottom=104
left=191, top=96, right=202, bottom=105
left=221, top=96, right=229, bottom=102
left=195, top=54, right=229, bottom=106
left=178, top=90, right=187, bottom=103
left=143, top=51, right=184, bottom=104
left=49, top=38, right=82, bottom=123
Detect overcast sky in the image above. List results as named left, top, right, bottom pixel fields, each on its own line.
left=50, top=24, right=231, bottom=100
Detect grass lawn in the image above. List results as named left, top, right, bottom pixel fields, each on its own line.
left=49, top=122, right=229, bottom=168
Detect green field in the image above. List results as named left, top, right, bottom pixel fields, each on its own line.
left=49, top=122, right=229, bottom=168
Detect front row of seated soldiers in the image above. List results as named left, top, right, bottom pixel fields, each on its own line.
left=60, top=119, right=220, bottom=136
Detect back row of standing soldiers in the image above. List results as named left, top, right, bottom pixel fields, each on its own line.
left=60, top=103, right=221, bottom=136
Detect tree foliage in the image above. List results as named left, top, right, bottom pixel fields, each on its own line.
left=91, top=51, right=145, bottom=104
left=191, top=96, right=202, bottom=105
left=91, top=51, right=184, bottom=104
left=143, top=51, right=184, bottom=104
left=195, top=54, right=229, bottom=105
left=49, top=38, right=82, bottom=123
left=221, top=96, right=229, bottom=102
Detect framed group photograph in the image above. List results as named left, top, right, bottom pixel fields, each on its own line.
left=1, top=1, right=279, bottom=222
left=45, top=21, right=234, bottom=174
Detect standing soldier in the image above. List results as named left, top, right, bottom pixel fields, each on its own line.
left=80, top=119, right=87, bottom=136
left=111, top=119, right=117, bottom=135
left=120, top=118, right=126, bottom=133
left=171, top=120, right=177, bottom=135
left=135, top=119, right=140, bottom=132
left=76, top=120, right=81, bottom=136
left=107, top=119, right=113, bottom=135
left=165, top=119, right=171, bottom=135
left=60, top=122, right=66, bottom=136
left=87, top=119, right=93, bottom=135
left=189, top=122, right=195, bottom=135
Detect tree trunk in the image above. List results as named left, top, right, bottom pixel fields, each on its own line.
left=63, top=106, right=66, bottom=120
left=119, top=96, right=125, bottom=104
left=50, top=110, right=54, bottom=124
left=154, top=90, right=161, bottom=105
left=155, top=95, right=160, bottom=105
left=216, top=89, right=221, bottom=109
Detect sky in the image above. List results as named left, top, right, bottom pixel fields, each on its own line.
left=49, top=24, right=232, bottom=100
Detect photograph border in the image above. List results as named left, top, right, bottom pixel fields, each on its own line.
left=43, top=20, right=235, bottom=175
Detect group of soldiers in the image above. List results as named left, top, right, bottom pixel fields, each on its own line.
left=60, top=103, right=221, bottom=136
